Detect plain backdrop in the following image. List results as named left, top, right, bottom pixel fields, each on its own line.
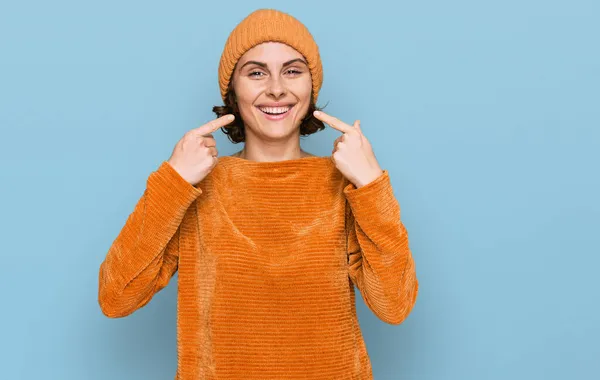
left=1, top=0, right=598, bottom=379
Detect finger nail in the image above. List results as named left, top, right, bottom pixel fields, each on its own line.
left=313, top=111, right=321, bottom=116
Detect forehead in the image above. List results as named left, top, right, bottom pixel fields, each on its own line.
left=238, top=41, right=305, bottom=65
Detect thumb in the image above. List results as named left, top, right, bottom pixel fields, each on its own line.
left=354, top=120, right=361, bottom=133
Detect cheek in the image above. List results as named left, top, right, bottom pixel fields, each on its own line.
left=294, top=80, right=312, bottom=113
left=237, top=99, right=255, bottom=118
left=295, top=78, right=312, bottom=101
left=234, top=84, right=261, bottom=116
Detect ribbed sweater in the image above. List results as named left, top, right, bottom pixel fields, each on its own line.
left=98, top=155, right=419, bottom=379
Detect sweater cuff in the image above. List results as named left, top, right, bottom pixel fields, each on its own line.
left=152, top=161, right=203, bottom=210
left=343, top=170, right=398, bottom=221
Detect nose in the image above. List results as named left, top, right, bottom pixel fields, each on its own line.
left=265, top=76, right=286, bottom=99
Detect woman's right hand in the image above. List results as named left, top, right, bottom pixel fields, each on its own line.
left=167, top=114, right=235, bottom=186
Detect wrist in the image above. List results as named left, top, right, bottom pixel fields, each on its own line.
left=354, top=169, right=384, bottom=188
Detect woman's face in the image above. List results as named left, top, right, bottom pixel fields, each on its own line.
left=231, top=42, right=312, bottom=139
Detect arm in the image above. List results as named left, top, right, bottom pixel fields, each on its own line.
left=98, top=161, right=202, bottom=318
left=344, top=169, right=419, bottom=325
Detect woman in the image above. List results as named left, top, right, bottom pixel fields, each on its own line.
left=98, top=8, right=419, bottom=379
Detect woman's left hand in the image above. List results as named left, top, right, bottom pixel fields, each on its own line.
left=313, top=110, right=384, bottom=188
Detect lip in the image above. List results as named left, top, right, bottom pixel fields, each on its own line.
left=256, top=102, right=295, bottom=107
left=256, top=104, right=295, bottom=121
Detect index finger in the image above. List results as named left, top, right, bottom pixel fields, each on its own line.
left=194, top=114, right=235, bottom=135
left=313, top=110, right=353, bottom=134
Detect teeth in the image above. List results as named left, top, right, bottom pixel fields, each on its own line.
left=258, top=106, right=292, bottom=115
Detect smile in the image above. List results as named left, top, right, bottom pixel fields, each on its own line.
left=256, top=105, right=295, bottom=121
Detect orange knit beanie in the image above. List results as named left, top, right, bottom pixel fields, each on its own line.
left=218, top=9, right=323, bottom=103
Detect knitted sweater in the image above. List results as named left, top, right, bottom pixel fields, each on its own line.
left=98, top=155, right=419, bottom=379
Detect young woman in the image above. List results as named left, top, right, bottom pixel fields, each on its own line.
left=98, top=8, right=419, bottom=379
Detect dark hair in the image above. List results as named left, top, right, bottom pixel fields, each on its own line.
left=212, top=78, right=328, bottom=144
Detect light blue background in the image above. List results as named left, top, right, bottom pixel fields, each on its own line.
left=1, top=0, right=598, bottom=379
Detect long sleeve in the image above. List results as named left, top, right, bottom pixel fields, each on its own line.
left=344, top=169, right=419, bottom=325
left=98, top=161, right=203, bottom=318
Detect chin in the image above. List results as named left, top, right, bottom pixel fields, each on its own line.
left=259, top=121, right=298, bottom=135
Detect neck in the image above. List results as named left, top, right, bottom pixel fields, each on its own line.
left=237, top=146, right=313, bottom=161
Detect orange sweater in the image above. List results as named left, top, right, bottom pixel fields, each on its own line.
left=98, top=155, right=419, bottom=379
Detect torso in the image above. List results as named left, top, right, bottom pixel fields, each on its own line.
left=177, top=156, right=371, bottom=378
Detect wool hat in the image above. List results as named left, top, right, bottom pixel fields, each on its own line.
left=218, top=9, right=323, bottom=103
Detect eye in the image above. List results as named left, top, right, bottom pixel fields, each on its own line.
left=249, top=71, right=265, bottom=77
left=285, top=68, right=302, bottom=75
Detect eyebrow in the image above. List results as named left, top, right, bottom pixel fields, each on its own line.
left=239, top=58, right=308, bottom=71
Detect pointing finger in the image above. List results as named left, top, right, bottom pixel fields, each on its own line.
left=313, top=110, right=353, bottom=134
left=194, top=114, right=235, bottom=136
